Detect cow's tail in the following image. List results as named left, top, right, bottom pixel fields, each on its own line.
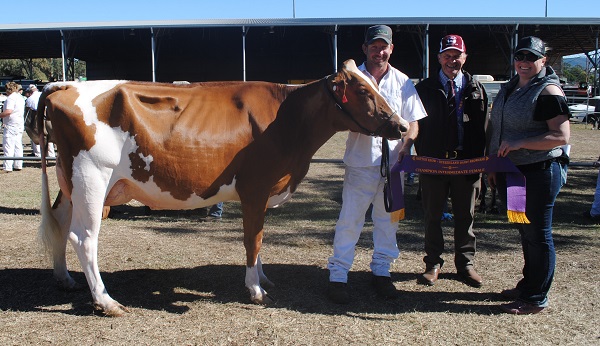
left=39, top=169, right=63, bottom=255
left=37, top=86, right=61, bottom=255
left=36, top=87, right=51, bottom=173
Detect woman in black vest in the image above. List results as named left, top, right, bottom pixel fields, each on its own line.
left=487, top=36, right=570, bottom=315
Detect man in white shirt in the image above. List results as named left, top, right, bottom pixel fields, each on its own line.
left=327, top=25, right=427, bottom=304
left=0, top=82, right=26, bottom=172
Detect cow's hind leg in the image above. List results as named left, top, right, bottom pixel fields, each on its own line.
left=69, top=172, right=129, bottom=316
left=50, top=192, right=84, bottom=290
left=39, top=177, right=82, bottom=291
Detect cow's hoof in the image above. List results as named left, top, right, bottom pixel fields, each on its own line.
left=248, top=286, right=275, bottom=305
left=250, top=293, right=275, bottom=305
left=94, top=302, right=130, bottom=317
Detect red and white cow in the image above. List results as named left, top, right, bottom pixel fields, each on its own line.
left=36, top=59, right=408, bottom=316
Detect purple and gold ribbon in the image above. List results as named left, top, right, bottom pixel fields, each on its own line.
left=390, top=155, right=529, bottom=224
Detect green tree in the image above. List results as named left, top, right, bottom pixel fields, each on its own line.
left=0, top=58, right=85, bottom=82
left=562, top=63, right=587, bottom=83
left=0, top=59, right=25, bottom=78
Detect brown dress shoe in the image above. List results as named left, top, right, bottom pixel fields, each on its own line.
left=458, top=268, right=482, bottom=288
left=418, top=267, right=440, bottom=286
left=499, top=301, right=545, bottom=315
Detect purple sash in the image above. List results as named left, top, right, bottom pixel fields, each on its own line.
left=390, top=155, right=529, bottom=224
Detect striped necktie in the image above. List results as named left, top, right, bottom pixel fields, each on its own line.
left=447, top=80, right=459, bottom=152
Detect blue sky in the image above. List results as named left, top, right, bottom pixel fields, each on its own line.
left=4, top=0, right=599, bottom=23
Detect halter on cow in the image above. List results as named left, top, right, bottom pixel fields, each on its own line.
left=36, top=59, right=409, bottom=316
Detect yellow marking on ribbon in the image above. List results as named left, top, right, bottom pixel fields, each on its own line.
left=391, top=209, right=405, bottom=223
left=507, top=210, right=531, bottom=224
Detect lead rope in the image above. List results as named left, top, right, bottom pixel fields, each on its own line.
left=381, top=138, right=393, bottom=212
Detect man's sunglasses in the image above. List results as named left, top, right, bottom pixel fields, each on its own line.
left=514, top=52, right=541, bottom=62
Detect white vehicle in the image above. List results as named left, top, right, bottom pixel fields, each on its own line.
left=568, top=96, right=599, bottom=125
left=569, top=103, right=595, bottom=123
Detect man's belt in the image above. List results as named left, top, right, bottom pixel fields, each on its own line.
left=445, top=150, right=462, bottom=159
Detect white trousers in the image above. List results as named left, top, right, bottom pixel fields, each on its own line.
left=31, top=139, right=56, bottom=158
left=3, top=126, right=23, bottom=171
left=328, top=165, right=402, bottom=283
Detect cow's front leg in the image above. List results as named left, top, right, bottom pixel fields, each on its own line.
left=242, top=208, right=274, bottom=304
left=244, top=254, right=275, bottom=303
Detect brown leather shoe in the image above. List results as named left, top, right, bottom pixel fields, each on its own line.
left=418, top=267, right=440, bottom=286
left=499, top=301, right=545, bottom=315
left=458, top=268, right=482, bottom=288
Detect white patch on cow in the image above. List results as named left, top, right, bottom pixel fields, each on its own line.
left=71, top=80, right=127, bottom=126
left=266, top=186, right=293, bottom=208
left=138, top=152, right=153, bottom=171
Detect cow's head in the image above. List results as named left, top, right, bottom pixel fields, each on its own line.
left=328, top=59, right=409, bottom=140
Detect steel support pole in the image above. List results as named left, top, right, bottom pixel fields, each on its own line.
left=150, top=27, right=156, bottom=82
left=594, top=30, right=600, bottom=96
left=242, top=26, right=247, bottom=81
left=424, top=24, right=430, bottom=79
left=60, top=30, right=66, bottom=81
left=333, top=25, right=338, bottom=73
left=511, top=24, right=519, bottom=78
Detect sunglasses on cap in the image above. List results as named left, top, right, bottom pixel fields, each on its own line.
left=514, top=52, right=541, bottom=62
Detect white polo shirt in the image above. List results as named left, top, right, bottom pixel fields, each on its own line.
left=3, top=92, right=25, bottom=130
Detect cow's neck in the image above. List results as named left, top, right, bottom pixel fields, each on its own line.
left=275, top=80, right=339, bottom=161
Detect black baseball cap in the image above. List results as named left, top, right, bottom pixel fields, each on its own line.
left=515, top=36, right=546, bottom=58
left=365, top=25, right=393, bottom=45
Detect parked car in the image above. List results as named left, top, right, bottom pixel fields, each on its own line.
left=0, top=76, right=46, bottom=93
left=569, top=96, right=600, bottom=128
left=12, top=79, right=47, bottom=91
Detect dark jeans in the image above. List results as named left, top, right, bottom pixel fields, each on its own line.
left=497, top=160, right=565, bottom=307
left=208, top=202, right=223, bottom=217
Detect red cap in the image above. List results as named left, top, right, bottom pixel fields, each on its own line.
left=440, top=35, right=466, bottom=53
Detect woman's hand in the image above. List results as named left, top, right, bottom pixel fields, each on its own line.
left=497, top=139, right=523, bottom=157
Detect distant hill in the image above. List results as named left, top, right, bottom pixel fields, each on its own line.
left=563, top=53, right=598, bottom=69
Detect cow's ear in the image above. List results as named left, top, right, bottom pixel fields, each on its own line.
left=342, top=59, right=358, bottom=71
left=330, top=75, right=349, bottom=104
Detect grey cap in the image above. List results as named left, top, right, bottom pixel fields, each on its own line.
left=515, top=36, right=546, bottom=58
left=365, top=25, right=393, bottom=45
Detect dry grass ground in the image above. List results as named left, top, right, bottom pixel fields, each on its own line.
left=1, top=124, right=599, bottom=345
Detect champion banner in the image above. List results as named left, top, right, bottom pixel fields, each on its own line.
left=390, top=155, right=530, bottom=224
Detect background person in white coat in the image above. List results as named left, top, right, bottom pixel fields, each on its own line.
left=0, top=82, right=25, bottom=172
